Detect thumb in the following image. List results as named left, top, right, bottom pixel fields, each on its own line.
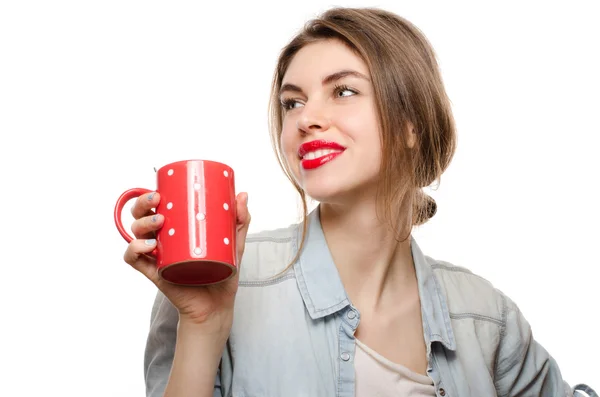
left=236, top=192, right=250, bottom=227
left=235, top=192, right=251, bottom=256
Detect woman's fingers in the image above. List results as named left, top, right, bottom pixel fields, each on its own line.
left=235, top=192, right=251, bottom=261
left=131, top=192, right=160, bottom=220
left=130, top=192, right=163, bottom=239
left=131, top=213, right=164, bottom=239
left=236, top=192, right=250, bottom=226
left=123, top=238, right=161, bottom=284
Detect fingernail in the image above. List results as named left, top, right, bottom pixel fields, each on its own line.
left=151, top=215, right=157, bottom=222
left=245, top=194, right=249, bottom=205
left=147, top=192, right=155, bottom=200
left=145, top=239, right=156, bottom=245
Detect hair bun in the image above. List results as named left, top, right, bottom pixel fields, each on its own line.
left=424, top=194, right=437, bottom=219
left=415, top=190, right=437, bottom=225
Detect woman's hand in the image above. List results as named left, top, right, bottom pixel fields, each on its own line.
left=123, top=191, right=251, bottom=330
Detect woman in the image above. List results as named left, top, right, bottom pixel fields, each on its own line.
left=124, top=7, right=580, bottom=397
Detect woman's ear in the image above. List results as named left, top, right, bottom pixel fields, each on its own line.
left=406, top=121, right=417, bottom=149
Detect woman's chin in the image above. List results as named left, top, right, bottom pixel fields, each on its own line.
left=301, top=186, right=341, bottom=203
left=301, top=178, right=377, bottom=206
left=302, top=185, right=356, bottom=205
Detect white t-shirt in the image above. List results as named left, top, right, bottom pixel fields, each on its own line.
left=355, top=338, right=436, bottom=396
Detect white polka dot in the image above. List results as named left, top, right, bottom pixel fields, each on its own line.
left=167, top=169, right=174, bottom=176
left=193, top=183, right=201, bottom=190
left=168, top=228, right=175, bottom=236
left=194, top=247, right=202, bottom=255
left=224, top=237, right=230, bottom=245
left=223, top=203, right=229, bottom=210
left=166, top=202, right=173, bottom=210
left=196, top=213, right=206, bottom=221
left=223, top=170, right=229, bottom=177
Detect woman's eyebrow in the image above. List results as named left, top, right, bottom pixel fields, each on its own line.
left=322, top=69, right=370, bottom=85
left=279, top=83, right=303, bottom=97
left=279, top=69, right=370, bottom=97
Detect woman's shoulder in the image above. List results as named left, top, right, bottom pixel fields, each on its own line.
left=425, top=256, right=574, bottom=393
left=238, top=222, right=301, bottom=281
left=245, top=222, right=300, bottom=243
left=424, top=256, right=509, bottom=322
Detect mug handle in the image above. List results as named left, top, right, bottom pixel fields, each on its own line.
left=114, top=187, right=153, bottom=243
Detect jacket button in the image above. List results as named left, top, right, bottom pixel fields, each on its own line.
left=439, top=388, right=446, bottom=396
left=347, top=310, right=357, bottom=319
left=340, top=352, right=350, bottom=361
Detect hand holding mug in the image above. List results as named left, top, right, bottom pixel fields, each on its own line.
left=115, top=160, right=251, bottom=325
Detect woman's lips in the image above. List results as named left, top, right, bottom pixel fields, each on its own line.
left=301, top=151, right=343, bottom=170
left=298, top=140, right=345, bottom=157
left=298, top=140, right=346, bottom=170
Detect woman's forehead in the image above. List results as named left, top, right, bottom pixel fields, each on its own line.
left=282, top=39, right=370, bottom=85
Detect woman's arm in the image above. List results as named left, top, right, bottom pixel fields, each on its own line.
left=144, top=291, right=226, bottom=397
left=494, top=293, right=573, bottom=397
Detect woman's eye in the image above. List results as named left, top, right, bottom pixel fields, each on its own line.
left=281, top=99, right=303, bottom=110
left=335, top=85, right=357, bottom=98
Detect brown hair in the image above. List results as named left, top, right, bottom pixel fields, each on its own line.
left=268, top=7, right=457, bottom=269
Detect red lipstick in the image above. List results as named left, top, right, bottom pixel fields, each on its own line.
left=298, top=140, right=346, bottom=170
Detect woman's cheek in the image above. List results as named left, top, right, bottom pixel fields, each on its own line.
left=280, top=131, right=300, bottom=179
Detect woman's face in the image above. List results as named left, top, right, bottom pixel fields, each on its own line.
left=280, top=39, right=382, bottom=204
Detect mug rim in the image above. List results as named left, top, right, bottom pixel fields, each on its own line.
left=156, top=159, right=234, bottom=173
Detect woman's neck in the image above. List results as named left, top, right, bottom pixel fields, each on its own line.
left=319, top=201, right=417, bottom=312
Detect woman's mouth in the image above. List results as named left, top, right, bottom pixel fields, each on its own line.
left=298, top=140, right=346, bottom=170
left=301, top=150, right=343, bottom=169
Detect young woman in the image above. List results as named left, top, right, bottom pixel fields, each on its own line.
left=123, top=7, right=584, bottom=397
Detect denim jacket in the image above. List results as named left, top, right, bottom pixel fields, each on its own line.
left=144, top=206, right=579, bottom=397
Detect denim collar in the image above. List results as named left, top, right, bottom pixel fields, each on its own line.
left=294, top=205, right=456, bottom=351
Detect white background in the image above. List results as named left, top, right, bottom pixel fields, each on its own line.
left=1, top=0, right=598, bottom=395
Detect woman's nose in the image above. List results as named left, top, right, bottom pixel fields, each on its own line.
left=296, top=103, right=331, bottom=134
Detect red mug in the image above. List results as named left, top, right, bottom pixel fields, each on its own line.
left=114, top=159, right=237, bottom=285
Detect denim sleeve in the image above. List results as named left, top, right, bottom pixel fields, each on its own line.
left=494, top=294, right=573, bottom=397
left=143, top=290, right=223, bottom=397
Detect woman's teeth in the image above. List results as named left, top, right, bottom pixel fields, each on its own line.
left=303, top=149, right=342, bottom=160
